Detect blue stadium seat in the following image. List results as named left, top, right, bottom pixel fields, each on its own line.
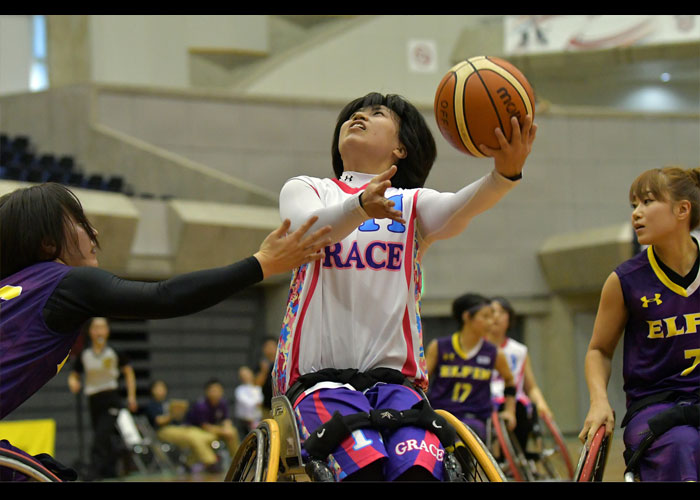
left=26, top=167, right=48, bottom=183
left=67, top=172, right=84, bottom=186
left=105, top=175, right=124, bottom=192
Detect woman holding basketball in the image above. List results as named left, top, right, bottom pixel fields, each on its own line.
left=272, top=92, right=536, bottom=481
left=0, top=182, right=331, bottom=481
left=579, top=166, right=700, bottom=482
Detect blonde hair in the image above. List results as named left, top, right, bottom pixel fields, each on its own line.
left=629, top=166, right=700, bottom=229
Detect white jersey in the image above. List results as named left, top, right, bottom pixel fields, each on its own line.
left=273, top=169, right=517, bottom=397
left=491, top=337, right=530, bottom=404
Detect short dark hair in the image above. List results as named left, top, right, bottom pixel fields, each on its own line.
left=0, top=183, right=99, bottom=279
left=205, top=377, right=222, bottom=389
left=452, top=293, right=491, bottom=329
left=331, top=92, right=437, bottom=189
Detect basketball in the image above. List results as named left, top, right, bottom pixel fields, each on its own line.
left=434, top=56, right=535, bottom=157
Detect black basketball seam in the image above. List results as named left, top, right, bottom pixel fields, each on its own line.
left=488, top=57, right=534, bottom=115
left=481, top=69, right=530, bottom=116
left=467, top=58, right=505, bottom=153
left=460, top=72, right=481, bottom=155
left=437, top=71, right=470, bottom=153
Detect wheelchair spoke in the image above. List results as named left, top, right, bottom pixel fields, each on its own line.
left=436, top=409, right=506, bottom=482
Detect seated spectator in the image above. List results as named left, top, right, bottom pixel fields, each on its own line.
left=143, top=380, right=219, bottom=473
left=186, top=378, right=239, bottom=459
left=233, top=366, right=263, bottom=439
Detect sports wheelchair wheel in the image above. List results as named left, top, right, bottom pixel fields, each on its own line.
left=526, top=413, right=575, bottom=481
left=487, top=411, right=532, bottom=481
left=225, top=419, right=280, bottom=482
left=574, top=425, right=611, bottom=482
left=0, top=448, right=62, bottom=482
left=436, top=410, right=506, bottom=482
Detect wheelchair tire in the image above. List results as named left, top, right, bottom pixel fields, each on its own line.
left=225, top=419, right=280, bottom=482
left=436, top=409, right=506, bottom=482
left=574, top=425, right=611, bottom=482
left=488, top=411, right=532, bottom=481
left=0, top=448, right=62, bottom=482
left=535, top=413, right=575, bottom=480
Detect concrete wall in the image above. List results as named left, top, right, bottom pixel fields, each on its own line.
left=0, top=15, right=32, bottom=95
left=2, top=83, right=698, bottom=432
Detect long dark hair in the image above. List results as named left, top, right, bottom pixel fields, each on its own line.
left=0, top=183, right=99, bottom=279
left=331, top=92, right=437, bottom=189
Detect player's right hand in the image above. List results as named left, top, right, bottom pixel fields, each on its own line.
left=359, top=165, right=406, bottom=224
left=579, top=400, right=615, bottom=446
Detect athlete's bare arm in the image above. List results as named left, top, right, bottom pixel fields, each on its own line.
left=495, top=349, right=517, bottom=431
left=579, top=271, right=627, bottom=444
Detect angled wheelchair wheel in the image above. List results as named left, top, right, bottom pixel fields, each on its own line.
left=0, top=448, right=62, bottom=482
left=436, top=409, right=506, bottom=482
left=574, top=425, right=611, bottom=482
left=531, top=413, right=575, bottom=481
left=225, top=419, right=280, bottom=482
left=488, top=411, right=532, bottom=481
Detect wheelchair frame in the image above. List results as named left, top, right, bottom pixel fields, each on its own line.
left=0, top=447, right=62, bottom=482
left=487, top=411, right=532, bottom=481
left=574, top=425, right=612, bottom=482
left=488, top=410, right=575, bottom=482
left=225, top=395, right=507, bottom=482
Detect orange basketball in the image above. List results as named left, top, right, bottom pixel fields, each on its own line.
left=434, top=56, right=535, bottom=157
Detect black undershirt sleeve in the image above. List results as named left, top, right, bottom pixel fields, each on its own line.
left=44, top=256, right=264, bottom=334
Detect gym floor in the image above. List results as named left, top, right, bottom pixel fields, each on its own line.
left=108, top=435, right=629, bottom=483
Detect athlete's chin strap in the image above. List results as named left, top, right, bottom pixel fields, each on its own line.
left=303, top=399, right=457, bottom=462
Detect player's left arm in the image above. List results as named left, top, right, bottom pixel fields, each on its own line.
left=425, top=339, right=439, bottom=377
left=523, top=355, right=552, bottom=418
left=121, top=364, right=138, bottom=412
left=416, top=116, right=536, bottom=246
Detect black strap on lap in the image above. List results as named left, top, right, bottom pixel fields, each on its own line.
left=621, top=388, right=700, bottom=428
left=302, top=400, right=456, bottom=461
left=286, top=367, right=411, bottom=405
left=623, top=403, right=700, bottom=473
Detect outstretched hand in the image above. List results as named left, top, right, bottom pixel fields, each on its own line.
left=480, top=114, right=537, bottom=179
left=359, top=165, right=406, bottom=224
left=254, top=216, right=332, bottom=278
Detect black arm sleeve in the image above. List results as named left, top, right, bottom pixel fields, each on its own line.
left=43, top=256, right=263, bottom=334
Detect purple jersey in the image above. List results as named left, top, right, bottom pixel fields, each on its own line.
left=615, top=246, right=700, bottom=408
left=186, top=398, right=230, bottom=427
left=0, top=262, right=76, bottom=419
left=427, top=334, right=498, bottom=421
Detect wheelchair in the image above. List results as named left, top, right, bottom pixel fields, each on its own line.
left=574, top=425, right=613, bottom=482
left=487, top=409, right=574, bottom=481
left=0, top=447, right=63, bottom=482
left=225, top=394, right=507, bottom=482
left=575, top=402, right=699, bottom=482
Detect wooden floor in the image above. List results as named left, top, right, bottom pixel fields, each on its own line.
left=100, top=435, right=630, bottom=483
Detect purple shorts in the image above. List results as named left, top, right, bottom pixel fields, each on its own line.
left=293, top=383, right=445, bottom=481
left=623, top=399, right=700, bottom=481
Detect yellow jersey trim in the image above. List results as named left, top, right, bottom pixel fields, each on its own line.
left=647, top=245, right=688, bottom=297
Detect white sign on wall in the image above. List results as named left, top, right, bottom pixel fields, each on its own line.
left=407, top=39, right=438, bottom=73
left=504, top=15, right=700, bottom=55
